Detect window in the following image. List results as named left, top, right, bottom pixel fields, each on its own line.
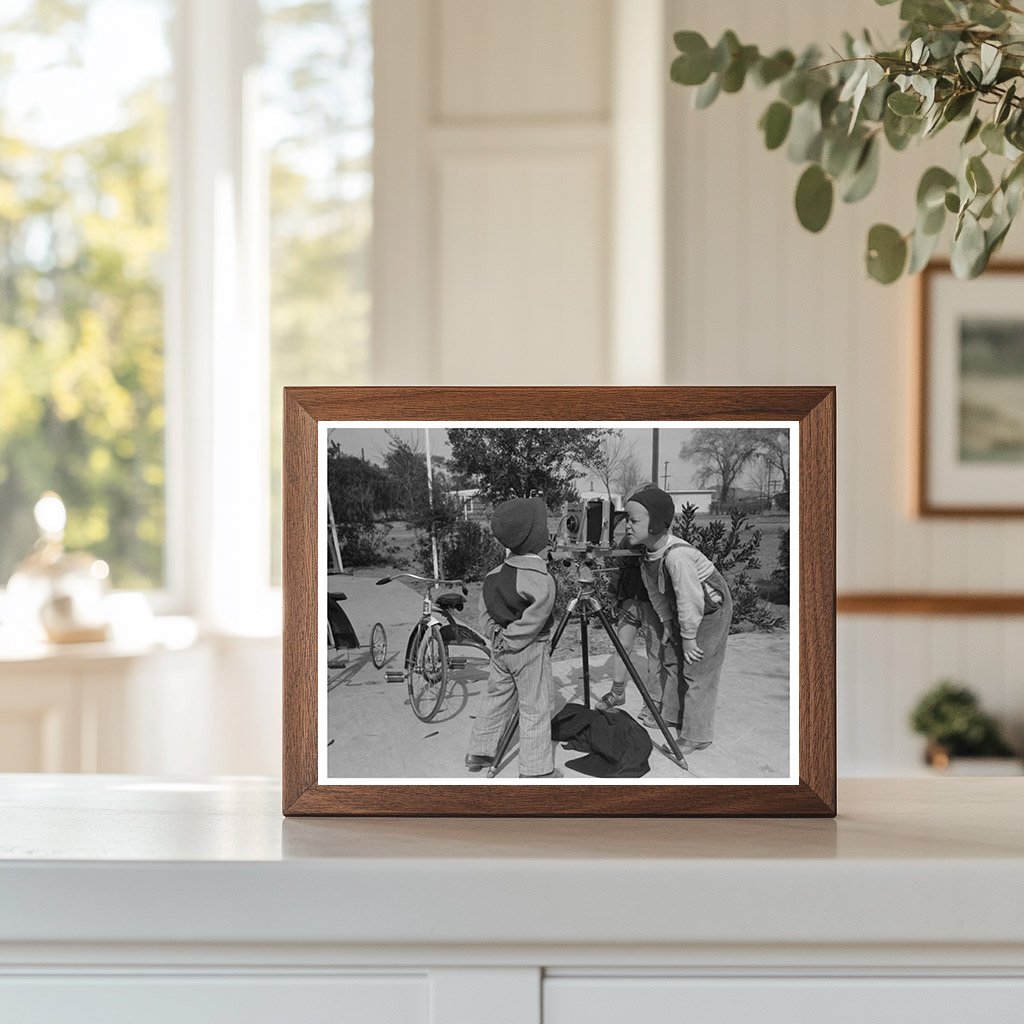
left=0, top=0, right=373, bottom=620
left=0, top=0, right=173, bottom=589
left=261, top=0, right=373, bottom=581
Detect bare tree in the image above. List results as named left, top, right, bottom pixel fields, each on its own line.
left=613, top=450, right=644, bottom=502
left=758, top=428, right=790, bottom=494
left=587, top=431, right=639, bottom=506
left=680, top=429, right=763, bottom=505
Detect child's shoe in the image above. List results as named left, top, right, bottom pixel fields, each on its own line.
left=596, top=689, right=626, bottom=711
left=677, top=739, right=711, bottom=755
left=465, top=753, right=494, bottom=772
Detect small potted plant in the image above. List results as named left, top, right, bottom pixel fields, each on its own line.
left=909, top=679, right=1019, bottom=772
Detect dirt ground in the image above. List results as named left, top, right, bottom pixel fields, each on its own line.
left=326, top=575, right=792, bottom=782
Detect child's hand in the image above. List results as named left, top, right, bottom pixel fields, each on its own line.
left=681, top=638, right=704, bottom=664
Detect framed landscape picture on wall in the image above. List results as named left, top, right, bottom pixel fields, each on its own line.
left=282, top=387, right=836, bottom=817
left=918, top=262, right=1024, bottom=517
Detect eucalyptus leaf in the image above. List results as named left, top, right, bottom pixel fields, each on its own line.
left=995, top=82, right=1017, bottom=124
left=787, top=101, right=823, bottom=162
left=694, top=73, right=721, bottom=109
left=970, top=2, right=1009, bottom=29
left=842, top=137, right=880, bottom=203
left=981, top=42, right=1003, bottom=86
left=671, top=45, right=712, bottom=87
left=908, top=221, right=943, bottom=273
left=795, top=164, right=834, bottom=232
left=710, top=31, right=740, bottom=73
left=944, top=190, right=961, bottom=213
left=888, top=91, right=921, bottom=115
left=951, top=212, right=986, bottom=278
left=967, top=154, right=995, bottom=195
left=866, top=223, right=908, bottom=283
left=981, top=122, right=1005, bottom=155
left=917, top=166, right=957, bottom=210
left=962, top=115, right=983, bottom=145
left=754, top=49, right=795, bottom=87
left=779, top=74, right=807, bottom=106
left=760, top=102, right=793, bottom=150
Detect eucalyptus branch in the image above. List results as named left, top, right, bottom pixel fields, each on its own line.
left=670, top=3, right=1024, bottom=283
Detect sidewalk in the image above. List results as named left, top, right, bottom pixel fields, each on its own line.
left=326, top=628, right=791, bottom=781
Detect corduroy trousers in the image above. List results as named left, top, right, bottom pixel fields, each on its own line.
left=468, top=636, right=555, bottom=777
left=650, top=569, right=733, bottom=743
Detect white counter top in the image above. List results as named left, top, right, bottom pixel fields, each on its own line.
left=1, top=775, right=1023, bottom=957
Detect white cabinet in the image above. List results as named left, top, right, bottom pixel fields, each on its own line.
left=1, top=975, right=428, bottom=1024
left=545, top=977, right=1024, bottom=1023
left=2, top=777, right=1023, bottom=1023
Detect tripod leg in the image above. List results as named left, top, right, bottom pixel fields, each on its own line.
left=591, top=601, right=688, bottom=770
left=549, top=597, right=578, bottom=655
left=487, top=711, right=520, bottom=778
left=580, top=607, right=591, bottom=709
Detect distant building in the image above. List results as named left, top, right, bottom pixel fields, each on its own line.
left=455, top=488, right=487, bottom=517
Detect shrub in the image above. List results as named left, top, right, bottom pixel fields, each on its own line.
left=674, top=504, right=784, bottom=632
left=756, top=529, right=790, bottom=605
left=910, top=681, right=1014, bottom=758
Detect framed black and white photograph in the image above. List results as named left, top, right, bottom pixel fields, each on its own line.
left=283, top=387, right=835, bottom=816
left=918, top=262, right=1024, bottom=517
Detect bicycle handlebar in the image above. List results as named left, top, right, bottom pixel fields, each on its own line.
left=375, top=572, right=468, bottom=591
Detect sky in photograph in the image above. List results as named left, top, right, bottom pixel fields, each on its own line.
left=326, top=426, right=786, bottom=498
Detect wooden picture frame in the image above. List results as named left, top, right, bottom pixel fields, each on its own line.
left=283, top=387, right=836, bottom=816
left=917, top=261, right=1024, bottom=517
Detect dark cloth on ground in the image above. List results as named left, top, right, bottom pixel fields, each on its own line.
left=551, top=702, right=652, bottom=777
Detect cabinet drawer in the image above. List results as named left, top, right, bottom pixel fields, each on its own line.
left=544, top=977, right=1024, bottom=1023
left=0, top=974, right=427, bottom=1024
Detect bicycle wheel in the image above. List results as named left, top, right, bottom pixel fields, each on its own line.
left=370, top=622, right=387, bottom=668
left=407, top=624, right=448, bottom=722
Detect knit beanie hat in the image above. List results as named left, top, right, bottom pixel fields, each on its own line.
left=490, top=496, right=550, bottom=555
left=626, top=486, right=676, bottom=535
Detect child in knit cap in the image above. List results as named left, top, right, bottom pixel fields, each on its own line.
left=624, top=485, right=732, bottom=755
left=465, top=496, right=560, bottom=779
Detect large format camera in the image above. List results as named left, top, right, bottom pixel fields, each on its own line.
left=554, top=498, right=626, bottom=551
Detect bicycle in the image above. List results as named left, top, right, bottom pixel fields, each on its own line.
left=375, top=572, right=490, bottom=722
left=326, top=587, right=388, bottom=669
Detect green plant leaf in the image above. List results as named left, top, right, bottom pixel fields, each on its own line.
left=980, top=41, right=1002, bottom=86
left=967, top=154, right=995, bottom=195
left=779, top=74, right=807, bottom=106
left=962, top=115, right=983, bottom=145
left=951, top=211, right=986, bottom=278
left=721, top=44, right=759, bottom=92
left=671, top=32, right=713, bottom=86
left=908, top=221, right=942, bottom=273
left=694, top=73, right=721, bottom=109
left=944, top=190, right=961, bottom=213
left=710, top=31, right=740, bottom=73
left=760, top=101, right=793, bottom=150
left=970, top=2, right=1009, bottom=29
left=888, top=90, right=921, bottom=115
left=787, top=101, right=823, bottom=162
left=754, top=49, right=795, bottom=87
left=866, top=223, right=907, bottom=283
left=981, top=122, right=1005, bottom=155
left=917, top=166, right=957, bottom=210
left=995, top=82, right=1017, bottom=125
left=795, top=164, right=834, bottom=232
left=842, top=137, right=880, bottom=203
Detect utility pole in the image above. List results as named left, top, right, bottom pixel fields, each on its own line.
left=423, top=428, right=440, bottom=579
left=651, top=428, right=659, bottom=485
left=663, top=461, right=669, bottom=489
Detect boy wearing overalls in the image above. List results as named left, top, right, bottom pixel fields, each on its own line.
left=624, top=487, right=733, bottom=755
left=465, top=496, right=559, bottom=778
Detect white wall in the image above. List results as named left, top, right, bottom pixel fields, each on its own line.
left=664, top=0, right=1024, bottom=772
left=371, top=0, right=1024, bottom=775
